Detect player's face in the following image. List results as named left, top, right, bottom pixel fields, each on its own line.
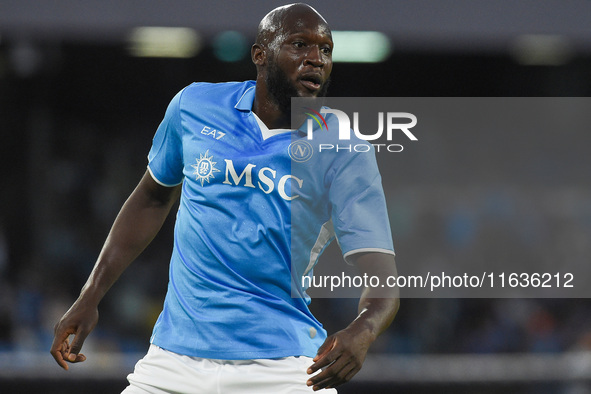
left=266, top=13, right=333, bottom=112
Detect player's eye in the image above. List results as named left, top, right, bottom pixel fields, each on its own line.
left=321, top=46, right=332, bottom=55
left=293, top=41, right=305, bottom=48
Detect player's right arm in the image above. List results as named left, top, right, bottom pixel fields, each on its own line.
left=50, top=170, right=181, bottom=370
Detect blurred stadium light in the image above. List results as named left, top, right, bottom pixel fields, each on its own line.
left=510, top=34, right=574, bottom=66
left=331, top=31, right=391, bottom=63
left=127, top=27, right=202, bottom=58
left=213, top=30, right=250, bottom=62
left=9, top=40, right=42, bottom=77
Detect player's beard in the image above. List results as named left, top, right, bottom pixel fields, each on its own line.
left=266, top=59, right=330, bottom=117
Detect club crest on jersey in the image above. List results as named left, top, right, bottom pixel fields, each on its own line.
left=288, top=140, right=313, bottom=163
left=191, top=150, right=220, bottom=186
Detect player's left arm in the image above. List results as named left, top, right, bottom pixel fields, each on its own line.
left=306, top=252, right=399, bottom=391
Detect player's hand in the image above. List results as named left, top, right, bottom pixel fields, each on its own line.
left=306, top=326, right=373, bottom=391
left=50, top=301, right=99, bottom=370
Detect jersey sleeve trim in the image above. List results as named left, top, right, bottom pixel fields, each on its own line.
left=147, top=165, right=183, bottom=187
left=343, top=248, right=395, bottom=264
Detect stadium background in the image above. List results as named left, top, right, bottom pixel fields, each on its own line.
left=1, top=0, right=591, bottom=392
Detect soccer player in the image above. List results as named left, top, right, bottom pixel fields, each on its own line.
left=50, top=3, right=399, bottom=392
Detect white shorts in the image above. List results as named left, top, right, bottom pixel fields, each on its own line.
left=122, top=344, right=338, bottom=394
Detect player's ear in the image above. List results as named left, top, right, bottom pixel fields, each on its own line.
left=252, top=43, right=267, bottom=66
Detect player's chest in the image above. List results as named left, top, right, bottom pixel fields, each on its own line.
left=180, top=116, right=305, bottom=201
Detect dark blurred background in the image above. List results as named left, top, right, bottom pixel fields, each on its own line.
left=1, top=1, right=591, bottom=393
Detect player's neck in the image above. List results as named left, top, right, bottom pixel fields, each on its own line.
left=253, top=83, right=291, bottom=130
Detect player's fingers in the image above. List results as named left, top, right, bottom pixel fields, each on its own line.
left=343, top=365, right=360, bottom=383
left=50, top=327, right=73, bottom=370
left=71, top=353, right=87, bottom=363
left=307, top=356, right=345, bottom=386
left=309, top=343, right=340, bottom=373
left=312, top=335, right=335, bottom=362
left=308, top=353, right=335, bottom=374
left=308, top=370, right=343, bottom=391
left=50, top=345, right=69, bottom=370
left=308, top=359, right=355, bottom=391
left=67, top=328, right=90, bottom=362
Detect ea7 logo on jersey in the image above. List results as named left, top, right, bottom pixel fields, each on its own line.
left=201, top=126, right=225, bottom=140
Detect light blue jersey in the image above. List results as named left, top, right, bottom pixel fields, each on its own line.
left=147, top=81, right=394, bottom=359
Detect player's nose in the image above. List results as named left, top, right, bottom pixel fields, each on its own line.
left=304, top=46, right=324, bottom=67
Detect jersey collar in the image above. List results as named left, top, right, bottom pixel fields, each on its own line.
left=234, top=82, right=256, bottom=112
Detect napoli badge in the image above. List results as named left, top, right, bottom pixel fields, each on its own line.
left=288, top=140, right=313, bottom=163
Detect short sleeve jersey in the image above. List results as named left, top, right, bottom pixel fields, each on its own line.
left=147, top=81, right=394, bottom=359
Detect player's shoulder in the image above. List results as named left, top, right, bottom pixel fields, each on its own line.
left=180, top=80, right=256, bottom=102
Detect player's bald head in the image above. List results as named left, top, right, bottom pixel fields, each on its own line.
left=255, top=3, right=330, bottom=51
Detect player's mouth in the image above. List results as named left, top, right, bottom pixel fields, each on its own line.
left=299, top=73, right=323, bottom=92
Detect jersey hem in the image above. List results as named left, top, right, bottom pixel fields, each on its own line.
left=150, top=341, right=318, bottom=360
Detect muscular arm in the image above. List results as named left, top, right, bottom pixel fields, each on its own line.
left=50, top=170, right=181, bottom=370
left=307, top=252, right=399, bottom=391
